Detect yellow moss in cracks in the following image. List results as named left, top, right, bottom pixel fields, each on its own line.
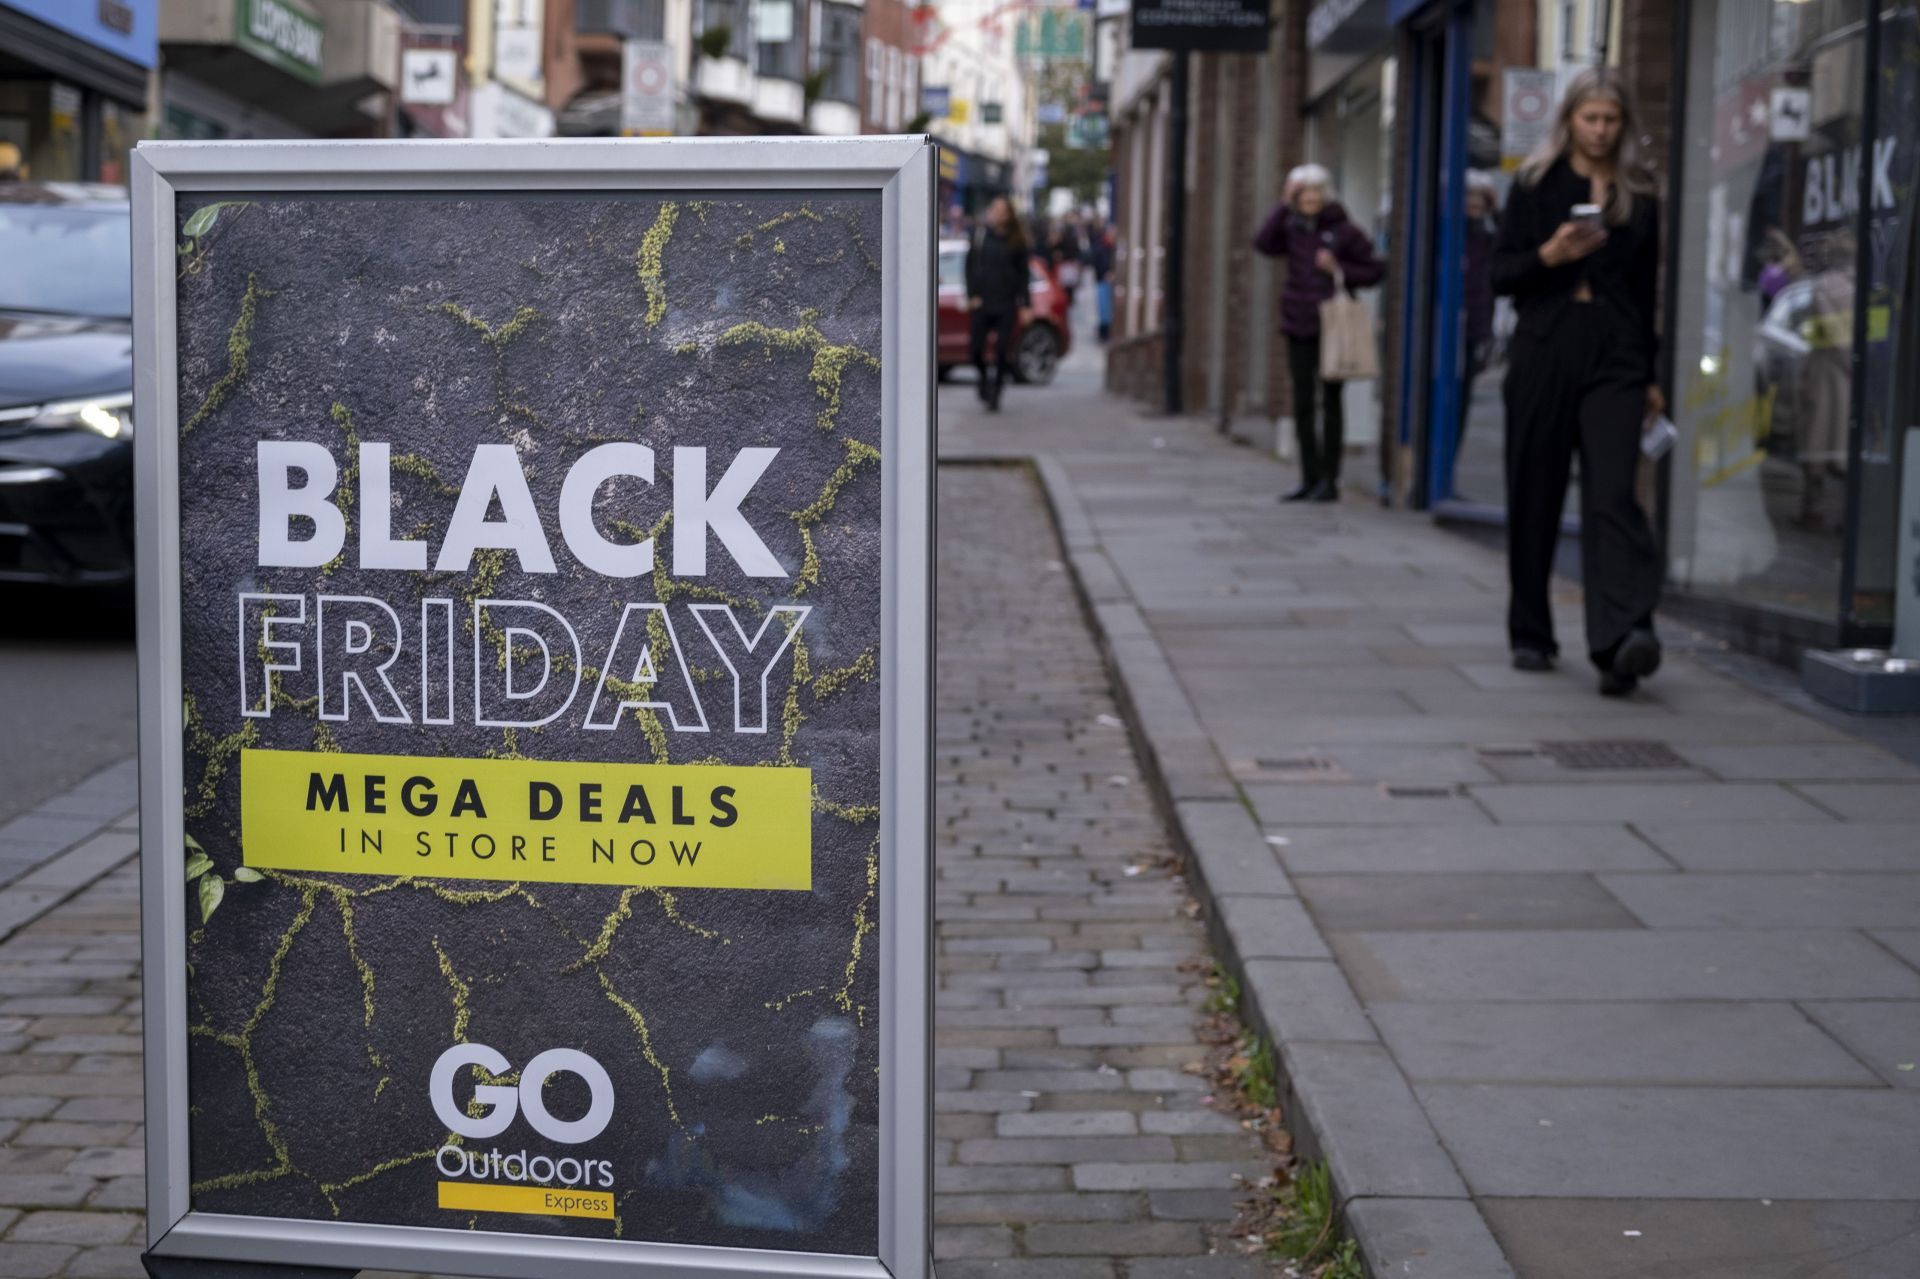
left=636, top=201, right=680, bottom=328
left=433, top=936, right=474, bottom=1043
left=597, top=971, right=683, bottom=1128
left=182, top=273, right=271, bottom=436
left=716, top=314, right=880, bottom=434
left=790, top=437, right=881, bottom=597
left=812, top=648, right=876, bottom=700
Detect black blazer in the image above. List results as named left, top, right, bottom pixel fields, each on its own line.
left=964, top=228, right=1031, bottom=315
left=1491, top=155, right=1661, bottom=374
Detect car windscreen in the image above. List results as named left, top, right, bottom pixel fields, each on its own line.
left=0, top=204, right=132, bottom=319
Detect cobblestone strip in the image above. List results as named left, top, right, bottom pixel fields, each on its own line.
left=0, top=861, right=146, bottom=1278
left=0, top=759, right=138, bottom=945
left=935, top=465, right=1279, bottom=1279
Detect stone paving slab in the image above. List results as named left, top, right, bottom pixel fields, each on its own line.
left=1370, top=1001, right=1883, bottom=1087
left=1599, top=872, right=1920, bottom=929
left=1467, top=782, right=1835, bottom=825
left=1798, top=1002, right=1920, bottom=1090
left=1633, top=822, right=1920, bottom=872
left=1333, top=930, right=1920, bottom=1002
left=1677, top=742, right=1919, bottom=781
left=1272, top=825, right=1673, bottom=876
left=1417, top=1085, right=1920, bottom=1199
left=1477, top=1198, right=1920, bottom=1279
left=1298, top=873, right=1642, bottom=932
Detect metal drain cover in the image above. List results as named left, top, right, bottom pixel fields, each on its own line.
left=1538, top=740, right=1690, bottom=771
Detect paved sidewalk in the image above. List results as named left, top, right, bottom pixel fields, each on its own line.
left=941, top=364, right=1920, bottom=1277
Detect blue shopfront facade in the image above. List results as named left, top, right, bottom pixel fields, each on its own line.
left=0, top=0, right=157, bottom=181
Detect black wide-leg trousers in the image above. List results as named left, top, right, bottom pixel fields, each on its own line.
left=1502, top=303, right=1663, bottom=666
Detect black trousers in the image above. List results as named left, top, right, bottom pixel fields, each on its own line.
left=1503, top=304, right=1662, bottom=665
left=1287, top=335, right=1345, bottom=485
left=970, top=309, right=1017, bottom=389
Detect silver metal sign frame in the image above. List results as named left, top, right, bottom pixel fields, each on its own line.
left=131, top=136, right=935, bottom=1279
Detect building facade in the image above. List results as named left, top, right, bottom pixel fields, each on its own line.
left=0, top=0, right=156, bottom=182
left=1106, top=0, right=1920, bottom=669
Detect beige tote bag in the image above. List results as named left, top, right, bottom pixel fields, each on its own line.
left=1319, top=269, right=1379, bottom=383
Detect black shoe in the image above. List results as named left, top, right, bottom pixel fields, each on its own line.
left=1512, top=648, right=1555, bottom=672
left=975, top=374, right=990, bottom=402
left=1281, top=483, right=1318, bottom=503
left=1613, top=627, right=1663, bottom=681
left=1310, top=480, right=1339, bottom=503
left=987, top=375, right=1003, bottom=412
left=1599, top=667, right=1639, bottom=697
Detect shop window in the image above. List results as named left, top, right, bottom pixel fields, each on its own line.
left=1668, top=0, right=1876, bottom=625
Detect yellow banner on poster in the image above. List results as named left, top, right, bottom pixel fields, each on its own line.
left=437, top=1182, right=615, bottom=1219
left=240, top=749, right=812, bottom=890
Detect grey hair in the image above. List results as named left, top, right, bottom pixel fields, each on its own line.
left=1287, top=163, right=1334, bottom=195
left=1516, top=67, right=1657, bottom=224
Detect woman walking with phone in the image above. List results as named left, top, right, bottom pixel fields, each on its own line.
left=1494, top=69, right=1665, bottom=697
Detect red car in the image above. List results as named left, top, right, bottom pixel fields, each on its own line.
left=937, top=237, right=1072, bottom=386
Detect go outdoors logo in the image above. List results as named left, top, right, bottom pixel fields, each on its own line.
left=431, top=1044, right=618, bottom=1218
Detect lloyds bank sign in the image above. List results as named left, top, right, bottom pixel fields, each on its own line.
left=236, top=0, right=325, bottom=84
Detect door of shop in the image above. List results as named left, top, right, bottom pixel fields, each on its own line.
left=1392, top=0, right=1472, bottom=509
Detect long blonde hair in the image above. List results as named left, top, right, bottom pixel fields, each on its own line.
left=1516, top=68, right=1657, bottom=224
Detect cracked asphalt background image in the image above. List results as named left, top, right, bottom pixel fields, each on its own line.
left=171, top=192, right=886, bottom=1252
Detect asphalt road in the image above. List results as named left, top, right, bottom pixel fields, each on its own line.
left=0, top=585, right=137, bottom=824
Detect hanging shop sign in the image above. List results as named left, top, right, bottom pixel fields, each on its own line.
left=1130, top=0, right=1269, bottom=53
left=131, top=136, right=935, bottom=1279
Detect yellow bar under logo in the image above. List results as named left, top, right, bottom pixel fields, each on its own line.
left=241, top=748, right=812, bottom=890
left=437, top=1181, right=614, bottom=1219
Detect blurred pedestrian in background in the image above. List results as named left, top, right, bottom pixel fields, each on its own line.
left=1050, top=216, right=1086, bottom=306
left=1252, top=163, right=1385, bottom=503
left=1089, top=216, right=1116, bottom=343
left=965, top=195, right=1033, bottom=413
left=1494, top=67, right=1664, bottom=697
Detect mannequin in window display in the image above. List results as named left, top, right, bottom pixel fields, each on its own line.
left=1795, top=231, right=1853, bottom=532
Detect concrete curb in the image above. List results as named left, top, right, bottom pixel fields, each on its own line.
left=1022, top=454, right=1518, bottom=1279
left=0, top=757, right=140, bottom=945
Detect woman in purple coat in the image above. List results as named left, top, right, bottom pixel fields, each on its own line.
left=1253, top=164, right=1386, bottom=502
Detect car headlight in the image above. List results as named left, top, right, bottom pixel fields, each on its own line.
left=30, top=393, right=133, bottom=439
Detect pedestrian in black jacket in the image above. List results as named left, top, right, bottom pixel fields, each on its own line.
left=964, top=196, right=1032, bottom=412
left=1252, top=164, right=1385, bottom=502
left=1494, top=67, right=1665, bottom=697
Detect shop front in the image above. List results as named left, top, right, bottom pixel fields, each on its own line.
left=1667, top=0, right=1920, bottom=657
left=159, top=0, right=404, bottom=141
left=1391, top=0, right=1608, bottom=515
left=0, top=0, right=155, bottom=183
